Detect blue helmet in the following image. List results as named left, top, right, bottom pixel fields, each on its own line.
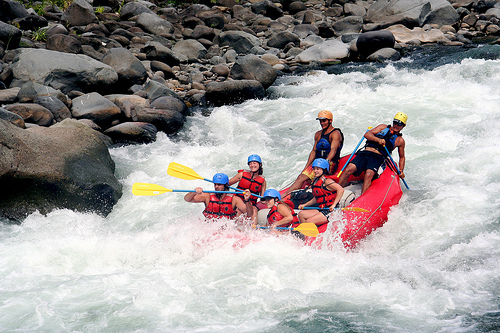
left=312, top=158, right=329, bottom=170
left=247, top=154, right=262, bottom=164
left=263, top=189, right=281, bottom=200
left=212, top=173, right=229, bottom=185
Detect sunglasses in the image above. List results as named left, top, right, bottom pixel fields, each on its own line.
left=393, top=120, right=404, bottom=126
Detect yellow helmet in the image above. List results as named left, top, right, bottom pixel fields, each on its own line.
left=316, top=110, right=333, bottom=121
left=394, top=112, right=408, bottom=125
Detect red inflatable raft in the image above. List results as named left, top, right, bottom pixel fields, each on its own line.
left=277, top=155, right=404, bottom=249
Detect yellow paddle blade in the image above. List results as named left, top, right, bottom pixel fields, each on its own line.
left=167, top=162, right=204, bottom=181
left=294, top=223, right=319, bottom=238
left=132, top=183, right=172, bottom=196
left=342, top=207, right=370, bottom=213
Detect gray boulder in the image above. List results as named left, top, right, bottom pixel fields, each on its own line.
left=141, top=79, right=181, bottom=101
left=356, top=30, right=396, bottom=58
left=197, top=8, right=226, bottom=29
left=0, top=21, right=22, bottom=49
left=142, top=41, right=182, bottom=66
left=0, top=0, right=29, bottom=22
left=120, top=1, right=155, bottom=21
left=101, top=48, right=147, bottom=88
left=267, top=31, right=301, bottom=49
left=104, top=122, right=157, bottom=144
left=0, top=119, right=122, bottom=221
left=34, top=96, right=72, bottom=122
left=332, top=16, right=364, bottom=35
left=135, top=108, right=185, bottom=134
left=422, top=1, right=460, bottom=26
left=10, top=49, right=119, bottom=94
left=366, top=48, right=401, bottom=62
left=251, top=0, right=283, bottom=20
left=0, top=87, right=21, bottom=104
left=4, top=103, right=54, bottom=126
left=172, top=39, right=207, bottom=63
left=296, top=39, right=350, bottom=63
left=46, top=34, right=82, bottom=54
left=71, top=92, right=121, bottom=126
left=215, top=31, right=266, bottom=55
left=137, top=12, right=175, bottom=37
left=230, top=55, right=278, bottom=89
left=366, top=0, right=458, bottom=29
left=205, top=80, right=266, bottom=106
left=0, top=107, right=25, bottom=128
left=61, top=0, right=97, bottom=27
left=150, top=96, right=188, bottom=115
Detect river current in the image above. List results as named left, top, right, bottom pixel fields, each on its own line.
left=1, top=45, right=499, bottom=332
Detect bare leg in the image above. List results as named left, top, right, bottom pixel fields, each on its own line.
left=361, top=170, right=376, bottom=194
left=298, top=209, right=328, bottom=225
left=338, top=163, right=357, bottom=187
left=283, top=173, right=310, bottom=197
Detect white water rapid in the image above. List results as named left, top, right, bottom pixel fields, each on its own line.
left=1, top=46, right=499, bottom=332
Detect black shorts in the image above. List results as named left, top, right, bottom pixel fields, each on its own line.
left=351, top=150, right=385, bottom=176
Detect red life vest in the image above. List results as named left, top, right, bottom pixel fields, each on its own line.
left=311, top=176, right=337, bottom=208
left=267, top=202, right=299, bottom=227
left=236, top=171, right=265, bottom=205
left=203, top=194, right=236, bottom=219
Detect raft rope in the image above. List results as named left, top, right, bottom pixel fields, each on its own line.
left=343, top=171, right=397, bottom=244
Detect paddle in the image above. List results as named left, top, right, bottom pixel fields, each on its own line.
left=258, top=223, right=319, bottom=237
left=301, top=206, right=369, bottom=213
left=337, top=127, right=372, bottom=178
left=167, top=162, right=264, bottom=198
left=382, top=146, right=410, bottom=190
left=132, top=183, right=244, bottom=196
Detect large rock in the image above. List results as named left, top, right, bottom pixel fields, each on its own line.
left=172, top=39, right=207, bottom=63
left=0, top=119, right=122, bottom=221
left=71, top=92, right=121, bottom=126
left=0, top=21, right=22, bottom=50
left=295, top=39, right=350, bottom=63
left=205, top=80, right=266, bottom=106
left=101, top=48, right=147, bottom=88
left=230, top=55, right=277, bottom=89
left=215, top=31, right=266, bottom=55
left=0, top=0, right=29, bottom=22
left=135, top=108, right=185, bottom=134
left=136, top=12, right=175, bottom=37
left=356, top=30, right=396, bottom=58
left=61, top=0, right=98, bottom=27
left=366, top=0, right=458, bottom=29
left=104, top=122, right=157, bottom=144
left=4, top=103, right=54, bottom=126
left=10, top=49, right=119, bottom=94
left=386, top=24, right=447, bottom=43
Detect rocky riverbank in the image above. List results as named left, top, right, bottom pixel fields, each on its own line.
left=0, top=0, right=499, bottom=221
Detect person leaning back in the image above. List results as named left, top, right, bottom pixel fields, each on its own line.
left=283, top=110, right=344, bottom=197
left=338, top=112, right=408, bottom=194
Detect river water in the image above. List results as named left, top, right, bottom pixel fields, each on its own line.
left=1, top=45, right=499, bottom=332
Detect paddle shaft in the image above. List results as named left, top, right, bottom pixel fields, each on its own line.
left=383, top=146, right=410, bottom=189
left=301, top=206, right=369, bottom=212
left=337, top=128, right=371, bottom=178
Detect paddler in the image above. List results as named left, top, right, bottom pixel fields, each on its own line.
left=283, top=110, right=344, bottom=197
left=297, top=158, right=344, bottom=225
left=184, top=173, right=253, bottom=221
left=229, top=154, right=267, bottom=223
left=338, top=112, right=407, bottom=194
left=260, top=189, right=300, bottom=231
